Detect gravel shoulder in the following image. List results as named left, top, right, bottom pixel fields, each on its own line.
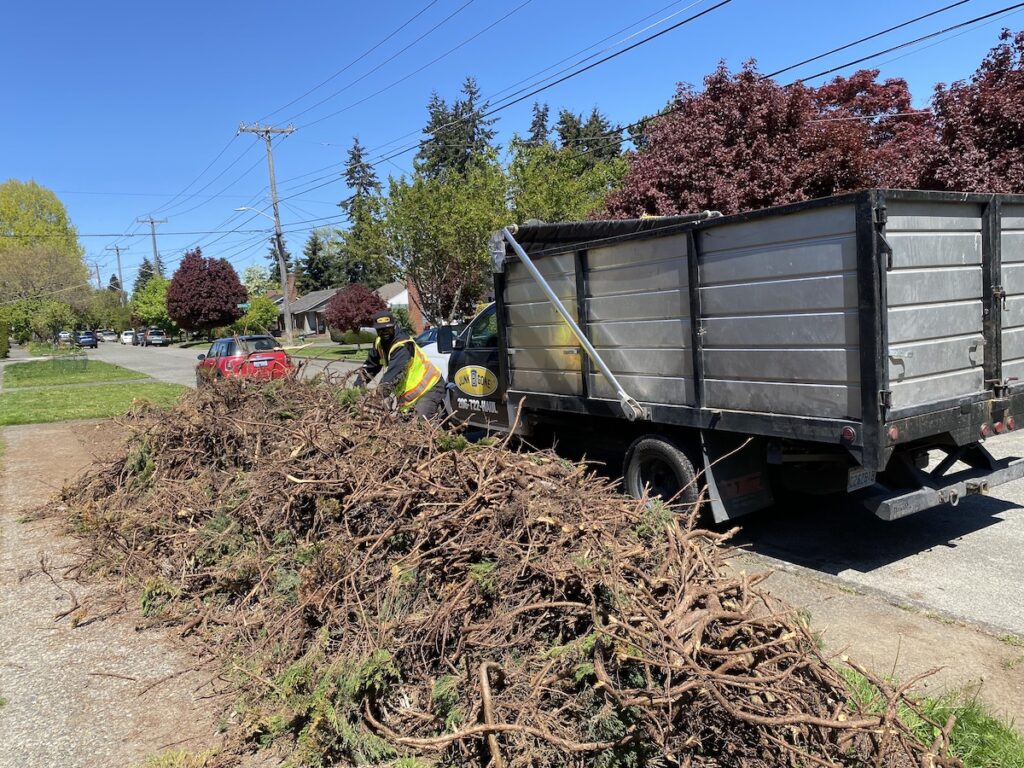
left=0, top=421, right=224, bottom=768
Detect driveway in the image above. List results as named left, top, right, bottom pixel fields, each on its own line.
left=735, top=431, right=1024, bottom=637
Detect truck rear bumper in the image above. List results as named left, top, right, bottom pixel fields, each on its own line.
left=865, top=454, right=1024, bottom=521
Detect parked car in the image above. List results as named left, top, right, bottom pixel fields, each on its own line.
left=142, top=327, right=169, bottom=347
left=74, top=330, right=98, bottom=349
left=57, top=330, right=72, bottom=344
left=120, top=330, right=135, bottom=345
left=416, top=326, right=464, bottom=381
left=97, top=329, right=119, bottom=342
left=196, top=335, right=293, bottom=386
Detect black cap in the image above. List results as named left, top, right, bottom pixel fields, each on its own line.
left=372, top=312, right=397, bottom=330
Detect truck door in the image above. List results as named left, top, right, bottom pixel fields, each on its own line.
left=447, top=304, right=509, bottom=430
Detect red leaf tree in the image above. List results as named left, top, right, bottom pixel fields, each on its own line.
left=929, top=29, right=1024, bottom=193
left=166, top=248, right=247, bottom=333
left=603, top=62, right=939, bottom=217
left=324, top=283, right=387, bottom=333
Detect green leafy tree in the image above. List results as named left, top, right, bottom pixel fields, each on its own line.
left=242, top=265, right=275, bottom=297
left=32, top=300, right=76, bottom=340
left=130, top=275, right=174, bottom=331
left=83, top=289, right=130, bottom=330
left=0, top=180, right=88, bottom=303
left=133, top=257, right=155, bottom=294
left=231, top=295, right=280, bottom=335
left=384, top=158, right=507, bottom=323
left=508, top=142, right=626, bottom=223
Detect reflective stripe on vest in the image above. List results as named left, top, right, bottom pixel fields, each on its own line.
left=375, top=336, right=442, bottom=410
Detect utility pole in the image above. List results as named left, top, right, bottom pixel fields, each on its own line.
left=106, top=244, right=128, bottom=306
left=239, top=121, right=295, bottom=343
left=91, top=261, right=102, bottom=290
left=137, top=216, right=167, bottom=276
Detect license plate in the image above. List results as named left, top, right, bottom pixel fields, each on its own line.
left=252, top=360, right=269, bottom=368
left=847, top=466, right=877, bottom=492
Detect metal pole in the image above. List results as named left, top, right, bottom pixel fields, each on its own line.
left=137, top=217, right=167, bottom=276
left=106, top=244, right=128, bottom=306
left=496, top=227, right=647, bottom=421
left=240, top=122, right=295, bottom=344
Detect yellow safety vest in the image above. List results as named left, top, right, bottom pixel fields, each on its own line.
left=375, top=337, right=442, bottom=410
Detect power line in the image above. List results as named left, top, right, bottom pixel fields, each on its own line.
left=363, top=0, right=712, bottom=159
left=792, top=1, right=1024, bottom=83
left=295, top=0, right=536, bottom=130
left=762, top=0, right=976, bottom=79
left=259, top=0, right=444, bottom=122
left=367, top=0, right=733, bottom=169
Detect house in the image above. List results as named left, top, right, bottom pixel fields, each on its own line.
left=376, top=281, right=407, bottom=309
left=281, top=288, right=339, bottom=336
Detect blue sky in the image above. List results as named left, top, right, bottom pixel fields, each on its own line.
left=3, top=0, right=1022, bottom=289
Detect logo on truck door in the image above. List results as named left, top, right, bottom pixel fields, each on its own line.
left=454, top=365, right=497, bottom=397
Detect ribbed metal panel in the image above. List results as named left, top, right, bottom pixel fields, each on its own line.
left=1002, top=205, right=1024, bottom=384
left=885, top=201, right=986, bottom=410
left=701, top=205, right=861, bottom=419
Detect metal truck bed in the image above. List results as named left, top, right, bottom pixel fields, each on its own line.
left=494, top=190, right=1024, bottom=481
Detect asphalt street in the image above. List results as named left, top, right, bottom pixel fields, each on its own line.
left=89, top=341, right=361, bottom=387
left=86, top=339, right=1024, bottom=636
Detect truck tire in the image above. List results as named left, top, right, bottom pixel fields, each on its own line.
left=623, top=436, right=700, bottom=507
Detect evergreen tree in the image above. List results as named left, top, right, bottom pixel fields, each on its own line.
left=581, top=107, right=620, bottom=161
left=153, top=252, right=166, bottom=277
left=338, top=137, right=392, bottom=289
left=554, top=110, right=584, bottom=149
left=414, top=77, right=498, bottom=178
left=266, top=238, right=294, bottom=285
left=527, top=102, right=551, bottom=146
left=132, top=257, right=154, bottom=294
left=107, top=273, right=122, bottom=293
left=297, top=229, right=338, bottom=292
left=340, top=137, right=381, bottom=205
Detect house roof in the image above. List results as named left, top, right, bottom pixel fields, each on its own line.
left=376, top=281, right=406, bottom=303
left=288, top=288, right=340, bottom=314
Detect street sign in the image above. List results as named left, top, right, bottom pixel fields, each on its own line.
left=237, top=303, right=250, bottom=310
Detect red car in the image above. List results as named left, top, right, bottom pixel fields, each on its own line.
left=196, top=335, right=293, bottom=385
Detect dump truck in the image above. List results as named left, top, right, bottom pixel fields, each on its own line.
left=437, top=189, right=1024, bottom=522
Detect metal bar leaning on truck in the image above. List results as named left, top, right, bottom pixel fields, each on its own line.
left=491, top=226, right=648, bottom=422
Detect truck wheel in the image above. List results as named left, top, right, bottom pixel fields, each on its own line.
left=623, top=436, right=700, bottom=507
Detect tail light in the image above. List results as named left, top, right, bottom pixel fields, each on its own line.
left=995, top=421, right=1005, bottom=434
left=1009, top=417, right=1016, bottom=431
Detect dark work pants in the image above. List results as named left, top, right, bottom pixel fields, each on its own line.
left=412, top=380, right=448, bottom=421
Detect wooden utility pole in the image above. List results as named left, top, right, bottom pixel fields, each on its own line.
left=239, top=122, right=295, bottom=343
left=136, top=216, right=167, bottom=275
left=105, top=244, right=128, bottom=305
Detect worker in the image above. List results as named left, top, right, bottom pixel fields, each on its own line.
left=357, top=312, right=447, bottom=419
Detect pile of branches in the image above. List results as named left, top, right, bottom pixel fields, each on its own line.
left=57, top=377, right=958, bottom=767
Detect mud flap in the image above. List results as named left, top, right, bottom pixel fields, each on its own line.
left=701, top=432, right=774, bottom=524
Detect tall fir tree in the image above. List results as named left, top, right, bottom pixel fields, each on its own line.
left=554, top=110, right=584, bottom=148
left=297, top=230, right=338, bottom=292
left=132, top=257, right=154, bottom=294
left=527, top=102, right=551, bottom=146
left=153, top=252, right=166, bottom=277
left=580, top=107, right=620, bottom=161
left=266, top=237, right=299, bottom=288
left=338, top=137, right=391, bottom=288
left=107, top=273, right=122, bottom=293
left=414, top=76, right=498, bottom=179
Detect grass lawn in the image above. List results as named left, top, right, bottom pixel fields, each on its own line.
left=4, top=359, right=148, bottom=388
left=0, top=382, right=185, bottom=426
left=287, top=345, right=368, bottom=362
